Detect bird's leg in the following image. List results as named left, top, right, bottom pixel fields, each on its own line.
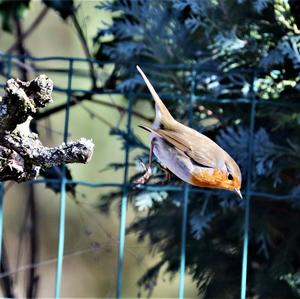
left=134, top=140, right=154, bottom=185
left=161, top=167, right=172, bottom=183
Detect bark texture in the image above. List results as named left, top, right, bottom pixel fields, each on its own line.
left=0, top=75, right=94, bottom=182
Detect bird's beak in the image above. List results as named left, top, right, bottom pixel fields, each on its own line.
left=235, top=189, right=243, bottom=199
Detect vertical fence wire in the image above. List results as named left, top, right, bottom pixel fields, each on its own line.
left=55, top=59, right=74, bottom=299
left=178, top=69, right=196, bottom=299
left=116, top=66, right=134, bottom=299
left=240, top=73, right=257, bottom=299
left=178, top=185, right=189, bottom=299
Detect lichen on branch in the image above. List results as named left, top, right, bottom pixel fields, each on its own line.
left=0, top=75, right=94, bottom=182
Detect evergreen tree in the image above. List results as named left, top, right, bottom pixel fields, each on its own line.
left=95, top=1, right=300, bottom=298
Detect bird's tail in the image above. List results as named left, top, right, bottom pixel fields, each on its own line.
left=136, top=65, right=174, bottom=126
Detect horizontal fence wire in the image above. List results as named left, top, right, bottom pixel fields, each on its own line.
left=0, top=53, right=300, bottom=298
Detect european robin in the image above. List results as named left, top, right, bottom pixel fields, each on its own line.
left=135, top=65, right=243, bottom=199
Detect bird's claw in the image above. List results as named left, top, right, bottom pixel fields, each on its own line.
left=134, top=161, right=152, bottom=186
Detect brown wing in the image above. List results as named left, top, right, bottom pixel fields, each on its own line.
left=139, top=125, right=218, bottom=168
left=157, top=129, right=218, bottom=168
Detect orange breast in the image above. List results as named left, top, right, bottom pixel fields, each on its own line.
left=191, top=169, right=226, bottom=188
left=191, top=169, right=240, bottom=191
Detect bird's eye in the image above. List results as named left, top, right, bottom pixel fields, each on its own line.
left=228, top=174, right=234, bottom=180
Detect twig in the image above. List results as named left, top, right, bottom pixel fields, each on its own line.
left=7, top=7, right=49, bottom=53
left=14, top=191, right=29, bottom=284
left=92, top=98, right=153, bottom=123
left=71, top=14, right=97, bottom=88
left=26, top=186, right=39, bottom=298
left=0, top=247, right=97, bottom=280
left=79, top=102, right=115, bottom=128
left=35, top=91, right=93, bottom=120
left=0, top=241, right=15, bottom=298
left=2, top=134, right=94, bottom=169
left=0, top=52, right=36, bottom=76
left=35, top=93, right=153, bottom=123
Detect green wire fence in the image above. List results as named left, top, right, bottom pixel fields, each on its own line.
left=0, top=53, right=266, bottom=299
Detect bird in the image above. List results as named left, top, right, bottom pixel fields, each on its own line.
left=135, top=65, right=243, bottom=199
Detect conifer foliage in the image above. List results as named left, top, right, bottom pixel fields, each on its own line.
left=95, top=1, right=300, bottom=297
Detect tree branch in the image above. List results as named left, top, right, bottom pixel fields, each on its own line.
left=0, top=75, right=94, bottom=182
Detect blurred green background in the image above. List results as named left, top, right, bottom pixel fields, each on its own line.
left=0, top=1, right=197, bottom=298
